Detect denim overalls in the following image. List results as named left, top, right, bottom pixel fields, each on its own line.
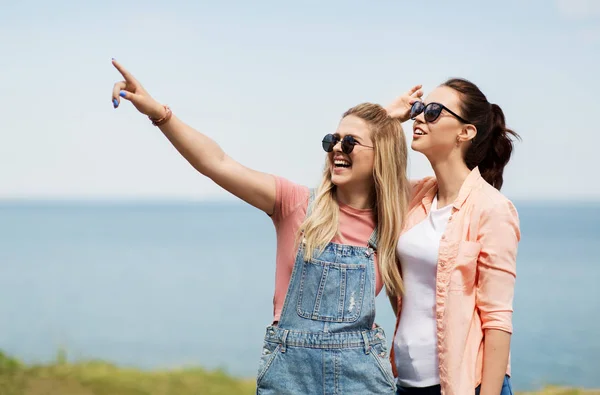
left=256, top=191, right=396, bottom=394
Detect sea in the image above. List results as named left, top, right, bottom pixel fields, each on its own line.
left=0, top=200, right=598, bottom=391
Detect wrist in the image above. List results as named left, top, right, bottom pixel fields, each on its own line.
left=384, top=106, right=409, bottom=123
left=149, top=104, right=167, bottom=119
left=149, top=105, right=172, bottom=126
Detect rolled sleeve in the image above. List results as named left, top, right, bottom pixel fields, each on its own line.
left=476, top=200, right=521, bottom=333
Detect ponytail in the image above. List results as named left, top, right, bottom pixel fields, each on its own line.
left=477, top=104, right=519, bottom=189
left=443, top=78, right=521, bottom=190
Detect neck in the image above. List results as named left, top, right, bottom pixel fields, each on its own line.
left=429, top=155, right=471, bottom=208
left=335, top=184, right=374, bottom=210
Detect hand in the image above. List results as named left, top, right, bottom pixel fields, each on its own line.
left=111, top=59, right=166, bottom=119
left=385, top=85, right=424, bottom=123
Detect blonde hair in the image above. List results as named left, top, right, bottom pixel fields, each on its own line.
left=298, top=103, right=410, bottom=295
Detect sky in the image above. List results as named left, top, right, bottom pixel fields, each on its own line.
left=1, top=0, right=598, bottom=202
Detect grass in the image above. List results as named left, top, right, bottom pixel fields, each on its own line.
left=0, top=350, right=598, bottom=395
left=0, top=351, right=255, bottom=395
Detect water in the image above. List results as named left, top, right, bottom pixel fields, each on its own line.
left=0, top=200, right=598, bottom=391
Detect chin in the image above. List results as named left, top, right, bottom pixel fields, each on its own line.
left=330, top=174, right=349, bottom=187
left=411, top=140, right=427, bottom=153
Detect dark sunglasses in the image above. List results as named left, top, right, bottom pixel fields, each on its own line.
left=322, top=133, right=373, bottom=154
left=410, top=101, right=471, bottom=124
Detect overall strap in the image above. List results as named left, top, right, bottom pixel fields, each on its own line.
left=305, top=188, right=317, bottom=219
left=367, top=228, right=378, bottom=251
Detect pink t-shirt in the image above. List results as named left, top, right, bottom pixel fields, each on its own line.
left=270, top=176, right=384, bottom=322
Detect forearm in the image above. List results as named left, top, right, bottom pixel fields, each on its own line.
left=479, top=329, right=511, bottom=395
left=158, top=115, right=225, bottom=178
left=111, top=60, right=277, bottom=214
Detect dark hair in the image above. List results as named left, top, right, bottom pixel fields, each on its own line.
left=442, top=78, right=521, bottom=190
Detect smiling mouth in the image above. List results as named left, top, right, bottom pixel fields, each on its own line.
left=333, top=159, right=352, bottom=168
left=414, top=128, right=427, bottom=136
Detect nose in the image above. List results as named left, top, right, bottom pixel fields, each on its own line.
left=332, top=139, right=343, bottom=152
left=414, top=109, right=426, bottom=124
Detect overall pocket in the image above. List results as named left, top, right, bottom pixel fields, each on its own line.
left=370, top=342, right=397, bottom=390
left=296, top=258, right=367, bottom=322
left=256, top=340, right=281, bottom=386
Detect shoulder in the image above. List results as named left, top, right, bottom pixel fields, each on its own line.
left=274, top=176, right=307, bottom=193
left=408, top=176, right=436, bottom=206
left=271, top=176, right=310, bottom=222
left=472, top=179, right=520, bottom=234
left=411, top=176, right=436, bottom=192
left=410, top=176, right=437, bottom=196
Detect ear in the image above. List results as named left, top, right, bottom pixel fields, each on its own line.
left=457, top=124, right=477, bottom=143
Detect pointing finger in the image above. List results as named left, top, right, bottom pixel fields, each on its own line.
left=112, top=59, right=136, bottom=83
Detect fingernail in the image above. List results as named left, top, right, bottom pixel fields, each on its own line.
left=113, top=98, right=118, bottom=108
left=112, top=57, right=116, bottom=60
left=119, top=91, right=126, bottom=98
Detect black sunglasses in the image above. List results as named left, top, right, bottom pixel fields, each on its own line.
left=322, top=133, right=373, bottom=154
left=410, top=101, right=471, bottom=124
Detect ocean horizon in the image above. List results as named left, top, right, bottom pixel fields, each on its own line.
left=0, top=199, right=598, bottom=391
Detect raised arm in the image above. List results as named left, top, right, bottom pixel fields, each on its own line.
left=110, top=59, right=276, bottom=215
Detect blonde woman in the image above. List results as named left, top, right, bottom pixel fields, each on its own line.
left=110, top=59, right=414, bottom=394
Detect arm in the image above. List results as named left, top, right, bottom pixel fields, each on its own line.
left=480, top=329, right=511, bottom=395
left=158, top=116, right=276, bottom=214
left=111, top=60, right=276, bottom=215
left=476, top=200, right=520, bottom=395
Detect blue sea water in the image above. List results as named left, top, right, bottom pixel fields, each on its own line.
left=0, top=200, right=598, bottom=391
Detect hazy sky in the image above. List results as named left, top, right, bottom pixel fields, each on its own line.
left=1, top=0, right=598, bottom=201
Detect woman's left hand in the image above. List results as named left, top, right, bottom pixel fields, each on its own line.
left=385, top=85, right=424, bottom=122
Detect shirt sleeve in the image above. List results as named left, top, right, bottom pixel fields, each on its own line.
left=476, top=199, right=521, bottom=334
left=270, top=176, right=309, bottom=226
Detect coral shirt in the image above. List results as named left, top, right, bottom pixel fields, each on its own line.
left=391, top=167, right=521, bottom=395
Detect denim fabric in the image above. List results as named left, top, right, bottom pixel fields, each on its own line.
left=256, top=191, right=395, bottom=395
